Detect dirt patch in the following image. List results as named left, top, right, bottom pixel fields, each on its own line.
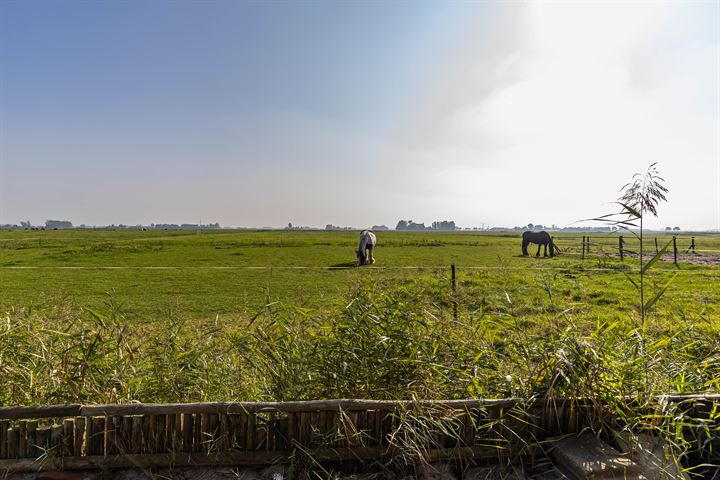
left=623, top=252, right=720, bottom=267
left=660, top=252, right=720, bottom=267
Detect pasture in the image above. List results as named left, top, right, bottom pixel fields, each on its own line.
left=0, top=229, right=718, bottom=406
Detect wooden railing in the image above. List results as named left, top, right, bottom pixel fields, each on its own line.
left=0, top=395, right=716, bottom=472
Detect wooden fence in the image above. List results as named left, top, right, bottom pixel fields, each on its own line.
left=551, top=235, right=709, bottom=262
left=0, top=395, right=717, bottom=472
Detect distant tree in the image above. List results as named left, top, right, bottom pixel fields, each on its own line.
left=527, top=223, right=534, bottom=230
left=45, top=220, right=73, bottom=229
left=396, top=220, right=408, bottom=230
left=371, top=225, right=389, bottom=231
left=431, top=220, right=456, bottom=231
left=665, top=226, right=672, bottom=231
left=673, top=226, right=680, bottom=231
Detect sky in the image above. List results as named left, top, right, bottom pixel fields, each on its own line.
left=0, top=0, right=718, bottom=230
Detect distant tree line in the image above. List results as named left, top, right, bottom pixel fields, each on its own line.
left=0, top=221, right=221, bottom=231
left=395, top=220, right=458, bottom=231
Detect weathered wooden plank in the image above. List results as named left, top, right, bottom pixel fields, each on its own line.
left=131, top=416, right=143, bottom=454
left=0, top=420, right=8, bottom=459
left=193, top=412, right=202, bottom=453
left=84, top=418, right=93, bottom=456
left=50, top=424, right=63, bottom=455
left=142, top=414, right=152, bottom=454
left=0, top=396, right=717, bottom=420
left=255, top=414, right=267, bottom=451
left=0, top=405, right=81, bottom=420
left=246, top=413, right=256, bottom=451
left=119, top=415, right=132, bottom=454
left=218, top=413, right=229, bottom=451
left=286, top=411, right=295, bottom=447
left=172, top=413, right=182, bottom=452
left=228, top=414, right=240, bottom=450
left=35, top=427, right=50, bottom=457
left=209, top=413, right=219, bottom=451
left=91, top=417, right=105, bottom=456
left=0, top=443, right=541, bottom=472
left=238, top=412, right=248, bottom=451
left=105, top=417, right=117, bottom=455
left=17, top=421, right=27, bottom=458
left=75, top=398, right=544, bottom=416
left=74, top=417, right=85, bottom=457
left=181, top=413, right=193, bottom=452
left=25, top=421, right=37, bottom=458
left=62, top=419, right=74, bottom=456
left=199, top=413, right=210, bottom=453
left=147, top=414, right=157, bottom=454
left=300, top=411, right=311, bottom=446
left=155, top=414, right=166, bottom=453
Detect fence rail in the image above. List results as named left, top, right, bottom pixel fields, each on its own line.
left=0, top=396, right=717, bottom=472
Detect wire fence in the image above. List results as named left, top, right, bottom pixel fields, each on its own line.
left=0, top=264, right=718, bottom=274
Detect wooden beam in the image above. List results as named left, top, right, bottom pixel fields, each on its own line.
left=0, top=405, right=81, bottom=420
left=0, top=395, right=716, bottom=420
left=0, top=444, right=534, bottom=472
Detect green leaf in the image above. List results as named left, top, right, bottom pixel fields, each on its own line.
left=644, top=272, right=679, bottom=312
left=617, top=202, right=642, bottom=219
left=641, top=239, right=673, bottom=274
left=622, top=271, right=639, bottom=290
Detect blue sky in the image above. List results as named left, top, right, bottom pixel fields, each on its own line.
left=1, top=1, right=718, bottom=230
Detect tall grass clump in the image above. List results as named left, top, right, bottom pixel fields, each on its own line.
left=234, top=283, right=475, bottom=400
left=0, top=298, right=255, bottom=405
left=0, top=282, right=717, bottom=472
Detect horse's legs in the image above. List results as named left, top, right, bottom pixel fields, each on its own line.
left=522, top=240, right=529, bottom=256
left=536, top=243, right=541, bottom=257
left=543, top=243, right=548, bottom=257
left=367, top=246, right=375, bottom=264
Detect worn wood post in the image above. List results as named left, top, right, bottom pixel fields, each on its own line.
left=618, top=236, right=624, bottom=261
left=451, top=265, right=457, bottom=322
left=581, top=236, right=585, bottom=260
left=586, top=236, right=590, bottom=253
left=654, top=237, right=659, bottom=254
left=688, top=236, right=696, bottom=253
left=673, top=236, right=678, bottom=265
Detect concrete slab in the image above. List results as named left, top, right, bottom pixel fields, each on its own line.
left=615, top=433, right=690, bottom=480
left=550, top=433, right=648, bottom=479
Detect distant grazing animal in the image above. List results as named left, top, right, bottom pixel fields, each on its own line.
left=522, top=231, right=554, bottom=257
left=356, top=230, right=377, bottom=266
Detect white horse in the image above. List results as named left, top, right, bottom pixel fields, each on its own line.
left=356, top=230, right=376, bottom=266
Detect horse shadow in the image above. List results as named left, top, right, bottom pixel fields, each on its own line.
left=328, top=262, right=357, bottom=269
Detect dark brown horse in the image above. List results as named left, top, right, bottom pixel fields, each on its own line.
left=522, top=231, right=554, bottom=257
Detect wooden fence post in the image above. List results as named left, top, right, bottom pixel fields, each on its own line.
left=618, top=236, right=624, bottom=261
left=451, top=265, right=457, bottom=322
left=581, top=236, right=585, bottom=260
left=673, top=236, right=678, bottom=265
left=586, top=236, right=590, bottom=253
left=654, top=238, right=658, bottom=254
left=688, top=236, right=696, bottom=253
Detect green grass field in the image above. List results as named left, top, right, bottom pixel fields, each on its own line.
left=1, top=229, right=718, bottom=321
left=0, top=229, right=718, bottom=405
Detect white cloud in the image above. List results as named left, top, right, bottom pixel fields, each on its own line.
left=379, top=1, right=719, bottom=230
